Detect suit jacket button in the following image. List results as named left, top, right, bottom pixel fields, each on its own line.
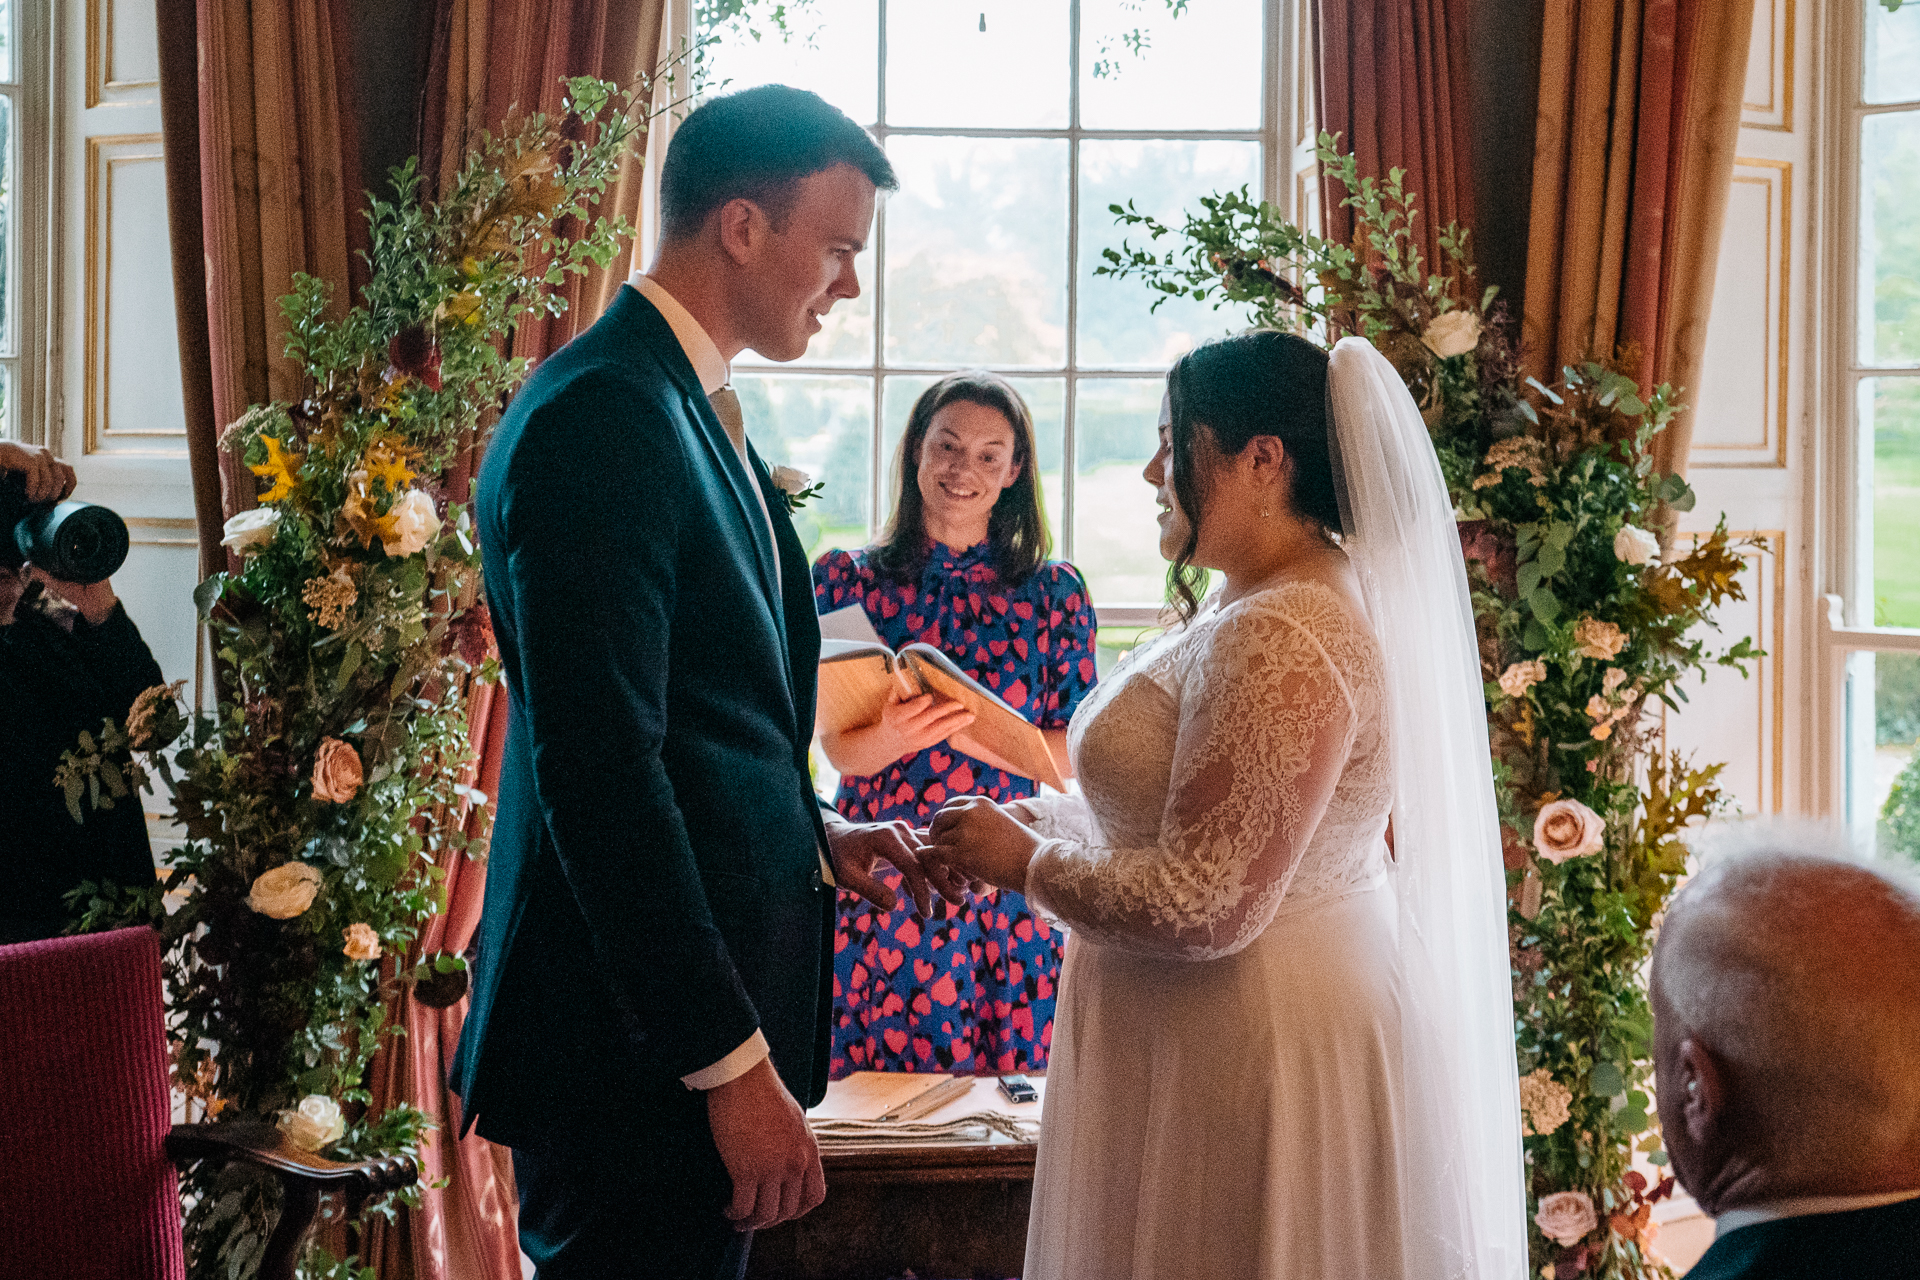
left=810, top=867, right=824, bottom=890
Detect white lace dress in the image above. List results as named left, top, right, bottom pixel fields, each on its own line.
left=1020, top=578, right=1408, bottom=1280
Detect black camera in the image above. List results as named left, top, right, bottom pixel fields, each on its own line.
left=0, top=471, right=130, bottom=584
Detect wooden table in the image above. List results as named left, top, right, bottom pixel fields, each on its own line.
left=746, top=1076, right=1042, bottom=1280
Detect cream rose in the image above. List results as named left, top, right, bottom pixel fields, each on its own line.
left=1534, top=1190, right=1598, bottom=1247
left=1534, top=798, right=1606, bottom=864
left=247, top=861, right=323, bottom=919
left=312, top=737, right=364, bottom=804
left=1614, top=524, right=1660, bottom=566
left=380, top=489, right=442, bottom=557
left=220, top=507, right=281, bottom=553
left=1422, top=310, right=1482, bottom=359
left=1573, top=617, right=1628, bottom=661
left=1498, top=660, right=1547, bottom=699
left=342, top=922, right=382, bottom=962
left=770, top=464, right=813, bottom=496
left=277, top=1094, right=345, bottom=1152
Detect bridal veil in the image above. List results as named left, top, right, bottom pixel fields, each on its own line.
left=1327, top=336, right=1528, bottom=1278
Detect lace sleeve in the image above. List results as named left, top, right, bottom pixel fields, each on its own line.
left=1017, top=791, right=1095, bottom=845
left=1023, top=595, right=1361, bottom=960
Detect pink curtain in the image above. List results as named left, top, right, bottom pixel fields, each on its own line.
left=1311, top=0, right=1476, bottom=279
left=1521, top=0, right=1756, bottom=476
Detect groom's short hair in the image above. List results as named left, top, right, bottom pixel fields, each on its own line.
left=660, top=85, right=895, bottom=241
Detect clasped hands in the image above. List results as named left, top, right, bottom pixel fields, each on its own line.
left=827, top=794, right=1044, bottom=915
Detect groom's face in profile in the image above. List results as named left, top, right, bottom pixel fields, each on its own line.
left=739, top=162, right=877, bottom=362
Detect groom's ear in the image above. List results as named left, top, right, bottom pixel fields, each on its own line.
left=715, top=197, right=769, bottom=266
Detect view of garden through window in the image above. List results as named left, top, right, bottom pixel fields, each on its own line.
left=0, top=0, right=15, bottom=436
left=1860, top=0, right=1920, bottom=858
left=703, top=0, right=1270, bottom=618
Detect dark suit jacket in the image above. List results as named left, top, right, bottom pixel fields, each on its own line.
left=451, top=285, right=834, bottom=1149
left=1684, top=1196, right=1920, bottom=1278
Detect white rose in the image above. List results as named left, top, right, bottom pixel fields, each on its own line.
left=1533, top=798, right=1607, bottom=864
left=770, top=465, right=813, bottom=496
left=1614, top=524, right=1660, bottom=566
left=220, top=507, right=281, bottom=553
left=1421, top=310, right=1482, bottom=359
left=247, top=861, right=323, bottom=919
left=1533, top=1190, right=1597, bottom=1246
left=277, top=1094, right=345, bottom=1152
left=380, top=489, right=442, bottom=557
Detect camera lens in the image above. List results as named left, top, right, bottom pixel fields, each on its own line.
left=18, top=501, right=130, bottom=583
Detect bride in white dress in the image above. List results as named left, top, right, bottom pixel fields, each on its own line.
left=927, top=331, right=1527, bottom=1279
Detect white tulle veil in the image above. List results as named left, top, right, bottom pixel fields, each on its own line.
left=1326, top=336, right=1528, bottom=1278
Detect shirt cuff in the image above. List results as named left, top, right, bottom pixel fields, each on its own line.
left=681, top=1029, right=770, bottom=1091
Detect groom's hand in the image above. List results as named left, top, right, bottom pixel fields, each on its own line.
left=706, top=1057, right=825, bottom=1231
left=826, top=818, right=961, bottom=917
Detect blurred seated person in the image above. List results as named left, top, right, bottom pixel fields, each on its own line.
left=1650, top=827, right=1920, bottom=1279
left=813, top=371, right=1098, bottom=1076
left=0, top=442, right=163, bottom=943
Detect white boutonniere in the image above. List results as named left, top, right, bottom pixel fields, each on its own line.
left=770, top=465, right=824, bottom=513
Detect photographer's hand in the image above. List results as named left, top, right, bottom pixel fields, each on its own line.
left=30, top=569, right=118, bottom=627
left=0, top=442, right=77, bottom=505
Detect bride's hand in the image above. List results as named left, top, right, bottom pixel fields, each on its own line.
left=927, top=796, right=1042, bottom=896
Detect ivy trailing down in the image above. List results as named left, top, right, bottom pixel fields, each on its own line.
left=1100, top=137, right=1761, bottom=1280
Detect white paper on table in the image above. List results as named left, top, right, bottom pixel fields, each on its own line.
left=817, top=603, right=884, bottom=645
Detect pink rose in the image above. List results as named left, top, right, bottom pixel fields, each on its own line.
left=1535, top=1190, right=1598, bottom=1246
left=342, top=923, right=382, bottom=962
left=1534, top=798, right=1605, bottom=863
left=312, top=737, right=363, bottom=804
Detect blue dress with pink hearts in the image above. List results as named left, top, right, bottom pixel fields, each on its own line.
left=812, top=542, right=1099, bottom=1077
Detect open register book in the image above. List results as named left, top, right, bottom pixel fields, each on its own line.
left=815, top=632, right=1067, bottom=792
left=815, top=601, right=1065, bottom=790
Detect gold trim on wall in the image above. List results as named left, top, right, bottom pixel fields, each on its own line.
left=85, top=0, right=160, bottom=109
left=1741, top=0, right=1795, bottom=132
left=123, top=516, right=198, bottom=546
left=84, top=134, right=184, bottom=455
left=1692, top=158, right=1791, bottom=469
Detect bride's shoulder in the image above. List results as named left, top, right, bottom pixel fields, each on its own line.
left=1233, top=576, right=1369, bottom=635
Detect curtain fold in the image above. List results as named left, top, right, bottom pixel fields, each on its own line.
left=362, top=5, right=667, bottom=1276
left=1520, top=0, right=1755, bottom=476
left=163, top=0, right=368, bottom=560
left=1311, top=0, right=1475, bottom=280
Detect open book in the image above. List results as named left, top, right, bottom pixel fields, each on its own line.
left=816, top=635, right=1068, bottom=792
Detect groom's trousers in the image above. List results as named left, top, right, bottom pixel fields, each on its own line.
left=510, top=1089, right=751, bottom=1280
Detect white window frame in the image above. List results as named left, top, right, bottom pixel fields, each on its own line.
left=2, top=0, right=53, bottom=445
left=1815, top=0, right=1920, bottom=826
left=677, top=0, right=1308, bottom=627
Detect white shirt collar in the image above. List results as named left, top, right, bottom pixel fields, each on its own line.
left=629, top=270, right=729, bottom=395
left=1713, top=1188, right=1920, bottom=1238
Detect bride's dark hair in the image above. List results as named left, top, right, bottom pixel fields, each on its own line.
left=1165, top=330, right=1342, bottom=620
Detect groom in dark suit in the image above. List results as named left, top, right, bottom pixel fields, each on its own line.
left=1650, top=837, right=1920, bottom=1278
left=453, top=86, right=945, bottom=1279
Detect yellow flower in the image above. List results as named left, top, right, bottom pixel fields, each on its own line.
left=438, top=291, right=484, bottom=326
left=249, top=435, right=303, bottom=504
left=359, top=435, right=418, bottom=495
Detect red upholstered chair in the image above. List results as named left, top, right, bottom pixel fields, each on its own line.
left=0, top=927, right=414, bottom=1280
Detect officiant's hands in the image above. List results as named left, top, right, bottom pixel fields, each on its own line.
left=826, top=818, right=967, bottom=917
left=927, top=795, right=1042, bottom=896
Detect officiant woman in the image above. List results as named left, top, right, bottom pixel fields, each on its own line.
left=813, top=371, right=1098, bottom=1077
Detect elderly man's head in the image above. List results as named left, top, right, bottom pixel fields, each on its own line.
left=1650, top=829, right=1920, bottom=1215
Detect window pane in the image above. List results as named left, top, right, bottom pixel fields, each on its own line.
left=735, top=242, right=876, bottom=368
left=0, top=363, right=11, bottom=439
left=732, top=374, right=874, bottom=560
left=1073, top=377, right=1167, bottom=606
left=884, top=137, right=1069, bottom=367
left=1861, top=109, right=1920, bottom=367
left=879, top=373, right=1066, bottom=555
left=1865, top=377, right=1920, bottom=627
left=1080, top=0, right=1263, bottom=130
left=1865, top=0, right=1920, bottom=105
left=0, top=0, right=10, bottom=83
left=701, top=0, right=878, bottom=125
left=1079, top=139, right=1262, bottom=367
left=884, top=0, right=1069, bottom=129
left=1878, top=651, right=1920, bottom=865
left=0, top=92, right=11, bottom=358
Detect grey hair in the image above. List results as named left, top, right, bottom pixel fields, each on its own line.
left=1654, top=819, right=1920, bottom=1169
